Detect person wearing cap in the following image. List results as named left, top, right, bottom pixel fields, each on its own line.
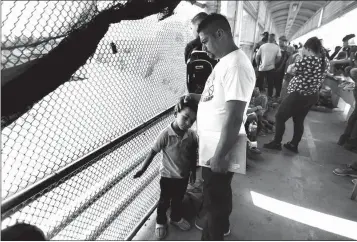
left=255, top=33, right=282, bottom=97
left=274, top=35, right=292, bottom=99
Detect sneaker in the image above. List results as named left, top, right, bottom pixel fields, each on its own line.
left=283, top=142, right=298, bottom=153
left=194, top=217, right=230, bottom=236
left=249, top=147, right=262, bottom=154
left=170, top=218, right=191, bottom=231
left=155, top=223, right=168, bottom=240
left=333, top=167, right=357, bottom=178
left=263, top=141, right=282, bottom=151
left=337, top=134, right=349, bottom=146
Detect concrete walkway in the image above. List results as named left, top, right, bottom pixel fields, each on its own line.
left=133, top=109, right=357, bottom=240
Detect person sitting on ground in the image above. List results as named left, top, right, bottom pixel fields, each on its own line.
left=133, top=98, right=198, bottom=239
left=337, top=67, right=357, bottom=153
left=333, top=161, right=357, bottom=185
left=247, top=87, right=268, bottom=133
left=1, top=223, right=47, bottom=241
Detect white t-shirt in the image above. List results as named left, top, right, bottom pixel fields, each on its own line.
left=256, top=43, right=281, bottom=71
left=196, top=49, right=256, bottom=164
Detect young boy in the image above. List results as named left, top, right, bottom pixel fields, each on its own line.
left=134, top=98, right=198, bottom=240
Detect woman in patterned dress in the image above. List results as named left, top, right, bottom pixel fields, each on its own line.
left=264, top=37, right=330, bottom=153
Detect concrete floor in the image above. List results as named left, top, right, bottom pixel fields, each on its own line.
left=133, top=109, right=357, bottom=240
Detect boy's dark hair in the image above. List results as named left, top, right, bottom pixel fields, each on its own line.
left=191, top=12, right=208, bottom=25
left=197, top=13, right=231, bottom=35
left=174, top=97, right=198, bottom=116
left=1, top=223, right=47, bottom=241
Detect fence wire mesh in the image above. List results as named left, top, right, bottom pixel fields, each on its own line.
left=1, top=0, right=202, bottom=239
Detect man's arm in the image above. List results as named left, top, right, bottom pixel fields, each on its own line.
left=209, top=100, right=246, bottom=173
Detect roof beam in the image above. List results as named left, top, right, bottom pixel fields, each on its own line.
left=284, top=1, right=303, bottom=37
left=269, top=1, right=290, bottom=12
left=271, top=9, right=289, bottom=17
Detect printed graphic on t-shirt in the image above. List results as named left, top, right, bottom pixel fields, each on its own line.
left=200, top=72, right=214, bottom=102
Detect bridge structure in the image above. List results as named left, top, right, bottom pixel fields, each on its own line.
left=1, top=0, right=357, bottom=240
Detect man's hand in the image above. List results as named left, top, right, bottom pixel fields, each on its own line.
left=205, top=156, right=229, bottom=174
left=133, top=169, right=145, bottom=178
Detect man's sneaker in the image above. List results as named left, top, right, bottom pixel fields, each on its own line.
left=249, top=147, right=262, bottom=154
left=195, top=217, right=230, bottom=236
left=337, top=134, right=349, bottom=146
left=155, top=223, right=168, bottom=240
left=333, top=167, right=357, bottom=178
left=263, top=141, right=282, bottom=151
left=170, top=218, right=191, bottom=231
left=283, top=142, right=298, bottom=153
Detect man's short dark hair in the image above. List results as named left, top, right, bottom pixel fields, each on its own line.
left=197, top=13, right=231, bottom=35
left=191, top=12, right=208, bottom=25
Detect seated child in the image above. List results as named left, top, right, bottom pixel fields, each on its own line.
left=133, top=98, right=198, bottom=240
left=247, top=87, right=268, bottom=135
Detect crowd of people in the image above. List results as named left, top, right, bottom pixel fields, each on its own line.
left=3, top=12, right=356, bottom=242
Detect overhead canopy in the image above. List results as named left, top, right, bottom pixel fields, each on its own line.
left=268, top=1, right=327, bottom=40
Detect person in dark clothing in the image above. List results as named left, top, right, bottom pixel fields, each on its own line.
left=274, top=35, right=292, bottom=99
left=319, top=39, right=331, bottom=60
left=264, top=37, right=329, bottom=153
left=252, top=32, right=269, bottom=68
left=184, top=12, right=208, bottom=63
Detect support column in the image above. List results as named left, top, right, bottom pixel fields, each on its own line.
left=252, top=1, right=261, bottom=44
left=219, top=1, right=237, bottom=33
left=233, top=0, right=244, bottom=45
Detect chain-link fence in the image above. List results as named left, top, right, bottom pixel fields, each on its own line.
left=1, top=0, right=202, bottom=239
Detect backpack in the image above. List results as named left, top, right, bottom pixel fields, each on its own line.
left=186, top=50, right=215, bottom=94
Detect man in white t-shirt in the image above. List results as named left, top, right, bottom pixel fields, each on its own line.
left=181, top=13, right=256, bottom=240
left=255, top=33, right=281, bottom=97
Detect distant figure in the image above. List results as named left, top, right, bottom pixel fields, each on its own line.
left=1, top=223, right=47, bottom=241
left=252, top=32, right=269, bottom=66
left=255, top=33, right=282, bottom=97
left=274, top=35, right=292, bottom=98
